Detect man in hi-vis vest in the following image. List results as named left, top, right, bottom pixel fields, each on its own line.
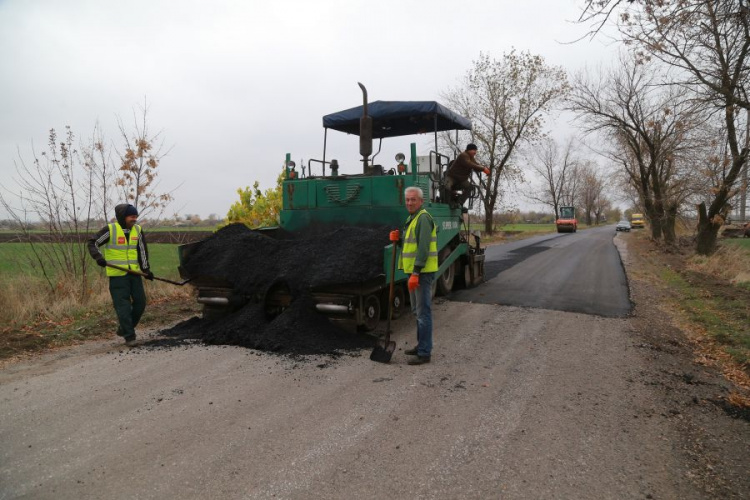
left=88, top=204, right=153, bottom=346
left=391, top=186, right=438, bottom=365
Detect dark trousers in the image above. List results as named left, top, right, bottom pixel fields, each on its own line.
left=445, top=176, right=472, bottom=207
left=108, top=275, right=146, bottom=338
left=408, top=273, right=434, bottom=357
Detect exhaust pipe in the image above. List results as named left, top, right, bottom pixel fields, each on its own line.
left=315, top=303, right=351, bottom=315
left=197, top=297, right=230, bottom=306
left=358, top=82, right=372, bottom=174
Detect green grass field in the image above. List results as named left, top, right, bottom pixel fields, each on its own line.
left=0, top=243, right=181, bottom=279
left=724, top=238, right=750, bottom=251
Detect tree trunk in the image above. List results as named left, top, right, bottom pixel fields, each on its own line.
left=696, top=202, right=720, bottom=255
left=483, top=190, right=497, bottom=235
left=662, top=206, right=677, bottom=246
left=484, top=214, right=494, bottom=234
left=650, top=218, right=662, bottom=240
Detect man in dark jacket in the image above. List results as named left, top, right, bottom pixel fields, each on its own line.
left=444, top=143, right=490, bottom=209
left=88, top=204, right=153, bottom=346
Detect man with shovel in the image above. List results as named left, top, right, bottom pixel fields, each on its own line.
left=88, top=204, right=153, bottom=346
left=394, top=186, right=438, bottom=365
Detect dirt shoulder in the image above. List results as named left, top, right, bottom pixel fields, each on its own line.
left=614, top=232, right=750, bottom=497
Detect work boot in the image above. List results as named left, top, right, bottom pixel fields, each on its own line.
left=404, top=347, right=419, bottom=356
left=124, top=335, right=137, bottom=347
left=408, top=355, right=431, bottom=365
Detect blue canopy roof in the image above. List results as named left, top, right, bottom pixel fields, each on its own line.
left=322, top=100, right=472, bottom=139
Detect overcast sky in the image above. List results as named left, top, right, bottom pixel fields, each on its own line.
left=0, top=0, right=618, bottom=220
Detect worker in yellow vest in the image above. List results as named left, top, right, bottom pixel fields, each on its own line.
left=391, top=186, right=438, bottom=365
left=87, top=204, right=153, bottom=346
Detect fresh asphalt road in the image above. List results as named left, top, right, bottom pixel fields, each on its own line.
left=453, top=225, right=631, bottom=317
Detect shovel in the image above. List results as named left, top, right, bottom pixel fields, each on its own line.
left=370, top=241, right=398, bottom=363
left=106, top=264, right=192, bottom=286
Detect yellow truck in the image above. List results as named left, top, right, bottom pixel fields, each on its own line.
left=631, top=213, right=645, bottom=229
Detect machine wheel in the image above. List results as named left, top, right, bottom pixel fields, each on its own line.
left=461, top=259, right=478, bottom=289
left=436, top=248, right=456, bottom=296
left=381, top=284, right=405, bottom=320
left=361, top=294, right=381, bottom=332
left=453, top=259, right=467, bottom=289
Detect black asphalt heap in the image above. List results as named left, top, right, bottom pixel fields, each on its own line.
left=165, top=223, right=392, bottom=355
left=181, top=223, right=388, bottom=294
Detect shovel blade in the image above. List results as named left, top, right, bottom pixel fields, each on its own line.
left=370, top=339, right=396, bottom=363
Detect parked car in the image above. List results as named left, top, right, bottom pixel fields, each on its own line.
left=616, top=220, right=631, bottom=232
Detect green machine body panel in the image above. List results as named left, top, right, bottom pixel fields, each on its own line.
left=281, top=173, right=431, bottom=231
left=281, top=166, right=463, bottom=280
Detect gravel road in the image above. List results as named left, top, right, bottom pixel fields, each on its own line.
left=0, top=230, right=747, bottom=499
left=0, top=309, right=698, bottom=499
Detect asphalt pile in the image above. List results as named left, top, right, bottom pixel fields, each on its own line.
left=163, top=223, right=392, bottom=356
left=181, top=223, right=389, bottom=295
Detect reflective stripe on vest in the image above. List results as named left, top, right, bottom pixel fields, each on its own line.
left=399, top=209, right=438, bottom=273
left=104, top=223, right=141, bottom=277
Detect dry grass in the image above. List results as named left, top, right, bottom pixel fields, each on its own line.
left=625, top=231, right=750, bottom=398
left=0, top=274, right=195, bottom=360
left=687, top=244, right=750, bottom=285
left=1, top=274, right=192, bottom=326
left=1, top=276, right=106, bottom=326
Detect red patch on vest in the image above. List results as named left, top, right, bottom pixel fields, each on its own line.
left=131, top=236, right=138, bottom=242
left=117, top=237, right=126, bottom=244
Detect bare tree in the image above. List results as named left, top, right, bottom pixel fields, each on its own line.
left=579, top=0, right=750, bottom=253
left=442, top=50, right=570, bottom=233
left=0, top=107, right=175, bottom=304
left=82, top=122, right=117, bottom=223
left=578, top=160, right=607, bottom=225
left=527, top=137, right=579, bottom=219
left=568, top=55, right=702, bottom=244
left=0, top=128, right=95, bottom=298
left=117, top=99, right=174, bottom=221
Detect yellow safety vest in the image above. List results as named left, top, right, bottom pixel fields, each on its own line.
left=104, top=223, right=142, bottom=277
left=400, top=209, right=438, bottom=273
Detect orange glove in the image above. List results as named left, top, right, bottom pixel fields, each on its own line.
left=408, top=274, right=420, bottom=292
left=483, top=167, right=491, bottom=175
left=389, top=229, right=400, bottom=242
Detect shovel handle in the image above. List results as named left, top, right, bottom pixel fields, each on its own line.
left=106, top=263, right=148, bottom=277
left=105, top=263, right=191, bottom=286
left=385, top=241, right=398, bottom=341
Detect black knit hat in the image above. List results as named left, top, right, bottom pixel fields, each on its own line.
left=124, top=205, right=138, bottom=217
left=466, top=143, right=478, bottom=151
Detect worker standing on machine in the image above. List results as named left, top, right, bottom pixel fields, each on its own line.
left=391, top=186, right=438, bottom=365
left=87, top=204, right=154, bottom=346
left=444, top=143, right=491, bottom=209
